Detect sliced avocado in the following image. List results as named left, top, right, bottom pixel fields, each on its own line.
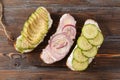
left=15, top=36, right=34, bottom=53
left=36, top=8, right=48, bottom=21
left=15, top=7, right=52, bottom=53
left=19, top=36, right=35, bottom=49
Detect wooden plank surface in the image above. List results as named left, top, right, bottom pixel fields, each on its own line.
left=0, top=0, right=120, bottom=79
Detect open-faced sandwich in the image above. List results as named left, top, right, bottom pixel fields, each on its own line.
left=15, top=7, right=53, bottom=53
left=66, top=19, right=104, bottom=71
left=41, top=14, right=77, bottom=64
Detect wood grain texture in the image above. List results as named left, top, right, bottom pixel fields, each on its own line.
left=0, top=0, right=120, bottom=79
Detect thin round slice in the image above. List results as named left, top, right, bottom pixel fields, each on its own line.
left=72, top=59, right=88, bottom=71
left=77, top=36, right=92, bottom=50
left=49, top=33, right=73, bottom=61
left=82, top=24, right=98, bottom=39
left=49, top=33, right=72, bottom=54
left=88, top=32, right=104, bottom=46
left=82, top=46, right=98, bottom=58
left=62, top=24, right=76, bottom=39
left=73, top=47, right=88, bottom=62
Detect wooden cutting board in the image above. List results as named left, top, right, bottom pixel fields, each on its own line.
left=0, top=0, right=120, bottom=79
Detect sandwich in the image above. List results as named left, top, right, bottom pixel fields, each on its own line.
left=41, top=14, right=76, bottom=64
left=66, top=19, right=104, bottom=71
left=15, top=7, right=53, bottom=53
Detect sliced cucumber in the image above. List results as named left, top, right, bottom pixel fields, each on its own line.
left=82, top=46, right=98, bottom=58
left=67, top=19, right=104, bottom=71
left=82, top=24, right=98, bottom=39
left=72, top=59, right=88, bottom=71
left=73, top=47, right=88, bottom=62
left=77, top=36, right=92, bottom=50
left=88, top=32, right=104, bottom=46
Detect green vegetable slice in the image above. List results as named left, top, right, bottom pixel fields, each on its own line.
left=72, top=59, right=88, bottom=71
left=15, top=36, right=23, bottom=52
left=21, top=19, right=45, bottom=45
left=82, top=24, right=98, bottom=39
left=73, top=47, right=88, bottom=62
left=82, top=46, right=98, bottom=58
left=88, top=32, right=104, bottom=46
left=15, top=36, right=34, bottom=53
left=36, top=7, right=49, bottom=21
left=77, top=36, right=92, bottom=50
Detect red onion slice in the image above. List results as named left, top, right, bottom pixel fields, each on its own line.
left=50, top=33, right=71, bottom=51
left=62, top=24, right=76, bottom=39
left=49, top=33, right=73, bottom=61
left=63, top=24, right=75, bottom=28
left=56, top=14, right=76, bottom=34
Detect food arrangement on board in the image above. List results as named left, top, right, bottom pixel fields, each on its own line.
left=1, top=6, right=104, bottom=71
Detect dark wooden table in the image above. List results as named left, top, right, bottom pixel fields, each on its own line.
left=0, top=0, right=120, bottom=80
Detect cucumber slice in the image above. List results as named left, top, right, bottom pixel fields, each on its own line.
left=73, top=47, right=88, bottom=62
left=88, top=32, right=104, bottom=46
left=82, top=24, right=98, bottom=39
left=77, top=36, right=92, bottom=50
left=72, top=59, right=88, bottom=71
left=82, top=46, right=98, bottom=58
